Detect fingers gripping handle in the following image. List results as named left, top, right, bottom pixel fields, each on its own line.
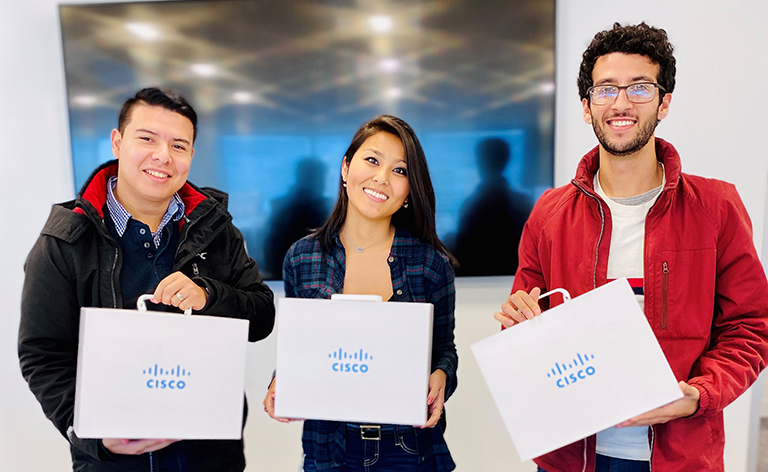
left=136, top=294, right=192, bottom=316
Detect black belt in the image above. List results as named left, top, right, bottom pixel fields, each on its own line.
left=346, top=423, right=411, bottom=441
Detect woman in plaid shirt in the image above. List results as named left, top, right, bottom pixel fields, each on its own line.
left=264, top=115, right=458, bottom=471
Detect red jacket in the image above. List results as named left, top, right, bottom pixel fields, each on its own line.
left=512, top=138, right=768, bottom=472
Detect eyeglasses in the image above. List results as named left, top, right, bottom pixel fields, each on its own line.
left=587, top=82, right=665, bottom=105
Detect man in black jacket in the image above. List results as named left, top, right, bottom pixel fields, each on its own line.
left=19, top=87, right=275, bottom=471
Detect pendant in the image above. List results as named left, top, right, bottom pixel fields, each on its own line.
left=356, top=247, right=365, bottom=253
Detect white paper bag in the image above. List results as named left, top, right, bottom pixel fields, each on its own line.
left=274, top=296, right=433, bottom=425
left=471, top=278, right=682, bottom=461
left=74, top=296, right=249, bottom=439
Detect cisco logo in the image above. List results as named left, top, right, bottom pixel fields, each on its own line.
left=143, top=364, right=191, bottom=389
left=547, top=353, right=596, bottom=388
left=328, top=348, right=373, bottom=373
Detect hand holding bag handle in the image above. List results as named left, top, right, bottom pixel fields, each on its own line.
left=136, top=294, right=192, bottom=316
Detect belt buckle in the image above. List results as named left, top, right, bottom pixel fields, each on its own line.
left=360, top=425, right=381, bottom=441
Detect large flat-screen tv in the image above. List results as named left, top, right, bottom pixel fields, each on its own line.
left=60, top=0, right=555, bottom=279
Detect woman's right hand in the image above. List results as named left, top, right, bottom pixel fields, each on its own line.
left=493, top=287, right=542, bottom=328
left=263, top=378, right=291, bottom=423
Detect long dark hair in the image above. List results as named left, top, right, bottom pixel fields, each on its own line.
left=315, top=115, right=451, bottom=260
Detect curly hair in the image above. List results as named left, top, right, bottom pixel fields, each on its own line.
left=577, top=22, right=676, bottom=101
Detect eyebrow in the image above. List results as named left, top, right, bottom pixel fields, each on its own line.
left=135, top=128, right=191, bottom=145
left=594, top=75, right=656, bottom=86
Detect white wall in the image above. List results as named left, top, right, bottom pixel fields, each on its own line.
left=2, top=1, right=767, bottom=471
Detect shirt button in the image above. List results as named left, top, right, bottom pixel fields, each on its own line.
left=139, top=228, right=146, bottom=235
left=143, top=242, right=151, bottom=248
left=388, top=256, right=394, bottom=263
left=396, top=289, right=403, bottom=296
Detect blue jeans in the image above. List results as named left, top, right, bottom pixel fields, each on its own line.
left=538, top=454, right=650, bottom=472
left=304, top=425, right=420, bottom=471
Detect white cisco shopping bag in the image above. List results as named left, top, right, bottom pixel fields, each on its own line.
left=471, top=278, right=682, bottom=461
left=74, top=295, right=249, bottom=439
left=274, top=295, right=433, bottom=425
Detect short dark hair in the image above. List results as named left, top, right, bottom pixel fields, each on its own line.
left=118, top=87, right=198, bottom=141
left=315, top=115, right=451, bottom=259
left=578, top=22, right=676, bottom=101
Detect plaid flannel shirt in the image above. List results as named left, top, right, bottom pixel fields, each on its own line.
left=283, top=228, right=458, bottom=471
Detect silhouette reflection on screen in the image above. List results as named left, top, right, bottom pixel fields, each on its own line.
left=451, top=138, right=532, bottom=276
left=263, top=157, right=331, bottom=279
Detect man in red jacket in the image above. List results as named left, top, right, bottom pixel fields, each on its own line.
left=494, top=23, right=768, bottom=472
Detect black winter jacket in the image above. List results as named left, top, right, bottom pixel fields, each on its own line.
left=18, top=161, right=275, bottom=471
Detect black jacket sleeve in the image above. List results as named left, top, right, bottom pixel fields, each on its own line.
left=18, top=234, right=110, bottom=461
left=194, top=224, right=275, bottom=342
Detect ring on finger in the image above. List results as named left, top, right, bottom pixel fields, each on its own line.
left=176, top=292, right=185, bottom=302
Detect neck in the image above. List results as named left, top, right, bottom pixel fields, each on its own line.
left=341, top=211, right=393, bottom=247
left=597, top=139, right=663, bottom=198
left=113, top=187, right=169, bottom=233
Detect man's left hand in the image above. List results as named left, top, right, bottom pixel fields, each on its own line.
left=152, top=271, right=208, bottom=312
left=616, top=381, right=700, bottom=428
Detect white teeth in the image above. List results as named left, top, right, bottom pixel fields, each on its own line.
left=145, top=170, right=170, bottom=178
left=364, top=188, right=388, bottom=200
left=610, top=120, right=635, bottom=127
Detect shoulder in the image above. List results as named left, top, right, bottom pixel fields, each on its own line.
left=40, top=201, right=96, bottom=244
left=531, top=183, right=581, bottom=215
left=523, top=183, right=582, bottom=234
left=26, top=202, right=98, bottom=278
left=394, top=231, right=453, bottom=282
left=180, top=182, right=229, bottom=215
left=285, top=234, right=324, bottom=264
left=678, top=173, right=747, bottom=223
left=679, top=173, right=740, bottom=204
left=198, top=186, right=228, bottom=206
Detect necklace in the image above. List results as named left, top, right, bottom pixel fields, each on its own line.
left=343, top=227, right=393, bottom=253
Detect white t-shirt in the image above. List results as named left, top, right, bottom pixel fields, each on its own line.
left=593, top=168, right=664, bottom=461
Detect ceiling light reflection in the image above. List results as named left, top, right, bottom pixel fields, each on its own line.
left=386, top=87, right=402, bottom=99
left=379, top=58, right=400, bottom=72
left=539, top=82, right=556, bottom=93
left=233, top=91, right=253, bottom=103
left=72, top=95, right=98, bottom=107
left=191, top=63, right=217, bottom=77
left=369, top=15, right=393, bottom=33
left=124, top=22, right=160, bottom=41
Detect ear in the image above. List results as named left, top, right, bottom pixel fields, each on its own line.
left=340, top=156, right=349, bottom=182
left=656, top=93, right=672, bottom=121
left=582, top=98, right=593, bottom=124
left=110, top=129, right=122, bottom=159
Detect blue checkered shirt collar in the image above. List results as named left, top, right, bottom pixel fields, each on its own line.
left=106, top=175, right=185, bottom=248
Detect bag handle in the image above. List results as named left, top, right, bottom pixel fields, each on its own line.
left=136, top=294, right=192, bottom=316
left=538, top=287, right=571, bottom=302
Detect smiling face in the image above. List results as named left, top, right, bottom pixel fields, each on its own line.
left=341, top=131, right=410, bottom=223
left=111, top=103, right=195, bottom=214
left=583, top=52, right=671, bottom=157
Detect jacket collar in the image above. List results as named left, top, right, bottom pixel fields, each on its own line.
left=74, top=160, right=207, bottom=219
left=573, top=137, right=682, bottom=193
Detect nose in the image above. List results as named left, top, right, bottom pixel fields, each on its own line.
left=372, top=167, right=389, bottom=186
left=612, top=88, right=633, bottom=111
left=153, top=143, right=172, bottom=163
